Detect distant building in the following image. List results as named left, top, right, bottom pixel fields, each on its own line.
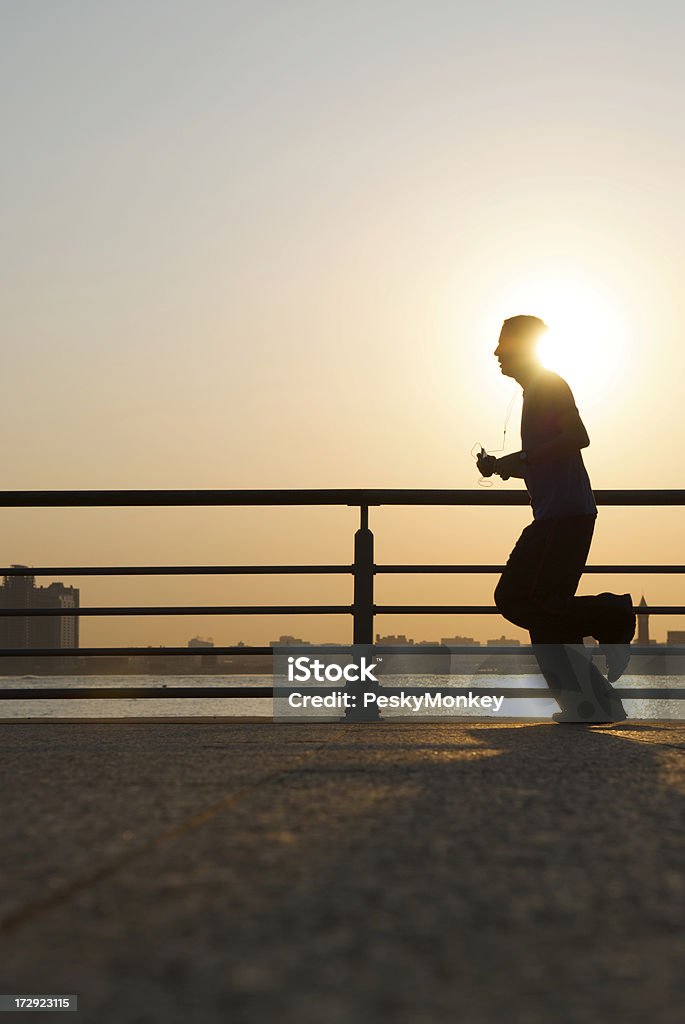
left=487, top=635, right=521, bottom=646
left=188, top=636, right=216, bottom=667
left=439, top=635, right=481, bottom=646
left=0, top=565, right=79, bottom=651
left=0, top=567, right=79, bottom=651
left=375, top=634, right=414, bottom=645
left=637, top=595, right=651, bottom=645
left=271, top=635, right=311, bottom=647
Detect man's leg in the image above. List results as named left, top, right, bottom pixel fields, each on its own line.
left=528, top=627, right=584, bottom=714
left=495, top=515, right=635, bottom=679
left=530, top=628, right=626, bottom=722
left=573, top=593, right=636, bottom=683
left=494, top=516, right=597, bottom=636
left=495, top=515, right=627, bottom=720
left=495, top=516, right=630, bottom=636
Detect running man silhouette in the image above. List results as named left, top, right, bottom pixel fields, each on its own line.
left=477, top=315, right=636, bottom=723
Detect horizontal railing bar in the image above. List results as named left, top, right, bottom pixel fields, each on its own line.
left=2, top=645, right=685, bottom=657
left=365, top=645, right=684, bottom=655
left=0, top=488, right=684, bottom=508
left=1, top=686, right=683, bottom=700
left=0, top=565, right=353, bottom=577
left=0, top=564, right=681, bottom=577
left=0, top=646, right=276, bottom=657
left=3, top=603, right=683, bottom=618
left=0, top=687, right=273, bottom=699
left=341, top=688, right=685, bottom=704
left=376, top=565, right=685, bottom=574
left=270, top=644, right=685, bottom=655
left=0, top=605, right=353, bottom=617
left=374, top=605, right=685, bottom=615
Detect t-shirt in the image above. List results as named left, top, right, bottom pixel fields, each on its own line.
left=520, top=369, right=598, bottom=521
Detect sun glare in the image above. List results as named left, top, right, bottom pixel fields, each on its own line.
left=492, top=271, right=631, bottom=404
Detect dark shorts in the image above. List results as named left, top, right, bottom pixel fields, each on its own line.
left=494, top=514, right=597, bottom=642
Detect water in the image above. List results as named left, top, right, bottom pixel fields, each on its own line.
left=0, top=675, right=272, bottom=719
left=0, top=674, right=682, bottom=720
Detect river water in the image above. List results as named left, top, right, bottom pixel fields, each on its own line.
left=0, top=674, right=682, bottom=720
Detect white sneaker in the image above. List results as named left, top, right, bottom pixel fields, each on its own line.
left=600, top=643, right=632, bottom=684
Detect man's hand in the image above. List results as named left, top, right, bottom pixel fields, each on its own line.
left=476, top=451, right=497, bottom=478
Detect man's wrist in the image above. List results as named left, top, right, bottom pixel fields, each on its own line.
left=494, top=457, right=510, bottom=479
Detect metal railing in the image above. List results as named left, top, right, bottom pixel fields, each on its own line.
left=0, top=488, right=684, bottom=704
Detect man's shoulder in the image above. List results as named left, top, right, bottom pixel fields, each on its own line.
left=525, top=368, right=574, bottom=401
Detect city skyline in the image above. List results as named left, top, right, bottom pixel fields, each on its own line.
left=2, top=562, right=679, bottom=651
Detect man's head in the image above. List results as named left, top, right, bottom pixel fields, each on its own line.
left=494, top=315, right=547, bottom=382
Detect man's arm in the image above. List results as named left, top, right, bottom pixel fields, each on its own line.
left=494, top=377, right=590, bottom=477
left=527, top=424, right=590, bottom=464
left=494, top=427, right=589, bottom=478
left=492, top=453, right=526, bottom=479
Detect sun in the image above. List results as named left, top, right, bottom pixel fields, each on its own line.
left=493, top=270, right=631, bottom=404
left=535, top=284, right=626, bottom=400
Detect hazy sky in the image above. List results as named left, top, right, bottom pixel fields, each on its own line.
left=2, top=1, right=684, bottom=645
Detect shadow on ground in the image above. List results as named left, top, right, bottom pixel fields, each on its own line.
left=0, top=720, right=683, bottom=1023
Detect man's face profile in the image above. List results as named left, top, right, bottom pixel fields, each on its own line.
left=494, top=320, right=542, bottom=380
left=494, top=328, right=529, bottom=379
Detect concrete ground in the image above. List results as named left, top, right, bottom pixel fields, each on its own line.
left=0, top=719, right=683, bottom=1024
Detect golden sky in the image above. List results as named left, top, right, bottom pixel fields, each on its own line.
left=2, top=2, right=684, bottom=646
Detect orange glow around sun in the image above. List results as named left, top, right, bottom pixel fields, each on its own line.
left=491, top=270, right=633, bottom=405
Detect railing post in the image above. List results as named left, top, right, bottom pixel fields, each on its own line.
left=345, top=505, right=380, bottom=721
left=353, top=505, right=374, bottom=645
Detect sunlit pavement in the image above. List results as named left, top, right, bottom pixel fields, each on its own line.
left=1, top=720, right=683, bottom=1024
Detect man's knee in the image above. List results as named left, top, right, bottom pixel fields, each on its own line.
left=494, top=577, right=532, bottom=630
left=494, top=577, right=517, bottom=621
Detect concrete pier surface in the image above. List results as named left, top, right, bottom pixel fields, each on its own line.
left=1, top=719, right=683, bottom=1024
